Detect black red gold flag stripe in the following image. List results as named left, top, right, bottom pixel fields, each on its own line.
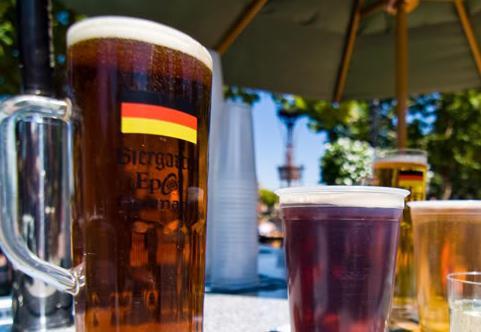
left=121, top=102, right=197, bottom=144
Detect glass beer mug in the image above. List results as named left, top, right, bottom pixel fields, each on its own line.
left=0, top=17, right=212, bottom=331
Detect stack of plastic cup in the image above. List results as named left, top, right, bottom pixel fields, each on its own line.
left=209, top=100, right=259, bottom=290
left=205, top=50, right=224, bottom=282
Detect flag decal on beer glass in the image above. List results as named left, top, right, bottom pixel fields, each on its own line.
left=121, top=102, right=198, bottom=144
left=398, top=170, right=424, bottom=189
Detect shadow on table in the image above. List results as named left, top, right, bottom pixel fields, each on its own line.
left=206, top=245, right=287, bottom=299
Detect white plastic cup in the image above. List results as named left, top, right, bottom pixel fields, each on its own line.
left=209, top=101, right=259, bottom=290
left=206, top=50, right=225, bottom=282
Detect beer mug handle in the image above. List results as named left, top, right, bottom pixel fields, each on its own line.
left=0, top=95, right=81, bottom=295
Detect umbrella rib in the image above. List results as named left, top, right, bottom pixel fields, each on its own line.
left=454, top=0, right=481, bottom=80
left=215, top=0, right=268, bottom=55
left=333, top=0, right=365, bottom=102
left=361, top=0, right=388, bottom=18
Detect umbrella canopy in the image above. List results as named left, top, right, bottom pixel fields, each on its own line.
left=61, top=0, right=481, bottom=147
left=62, top=0, right=481, bottom=100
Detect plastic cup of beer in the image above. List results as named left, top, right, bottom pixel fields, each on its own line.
left=409, top=201, right=481, bottom=332
left=276, top=186, right=409, bottom=332
left=373, top=149, right=428, bottom=323
left=447, top=272, right=481, bottom=332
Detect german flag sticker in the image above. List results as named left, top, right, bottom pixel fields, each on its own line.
left=121, top=102, right=197, bottom=144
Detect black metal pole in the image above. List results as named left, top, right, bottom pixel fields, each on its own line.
left=12, top=1, right=74, bottom=330
left=16, top=0, right=54, bottom=96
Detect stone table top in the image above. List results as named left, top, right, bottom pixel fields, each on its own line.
left=204, top=294, right=289, bottom=332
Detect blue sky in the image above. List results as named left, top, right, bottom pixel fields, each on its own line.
left=252, top=92, right=327, bottom=190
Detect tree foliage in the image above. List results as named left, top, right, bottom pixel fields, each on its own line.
left=321, top=138, right=374, bottom=185
left=280, top=90, right=481, bottom=199
left=426, top=90, right=481, bottom=199
left=224, top=86, right=260, bottom=106
left=0, top=0, right=19, bottom=95
left=272, top=94, right=366, bottom=142
left=258, top=188, right=278, bottom=209
left=0, top=0, right=82, bottom=96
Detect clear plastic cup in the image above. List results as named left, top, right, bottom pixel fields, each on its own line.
left=409, top=200, right=481, bottom=332
left=447, top=272, right=481, bottom=332
left=276, top=186, right=409, bottom=332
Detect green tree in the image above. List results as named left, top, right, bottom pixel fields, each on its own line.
left=274, top=92, right=438, bottom=148
left=406, top=93, right=439, bottom=149
left=427, top=90, right=481, bottom=199
left=224, top=86, right=260, bottom=106
left=272, top=94, right=366, bottom=142
left=258, top=188, right=278, bottom=211
left=0, top=0, right=19, bottom=95
left=0, top=0, right=81, bottom=96
left=320, top=138, right=374, bottom=185
left=299, top=89, right=481, bottom=199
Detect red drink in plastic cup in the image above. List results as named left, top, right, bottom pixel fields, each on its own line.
left=276, top=186, right=408, bottom=332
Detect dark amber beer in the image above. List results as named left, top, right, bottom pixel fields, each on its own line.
left=68, top=17, right=212, bottom=331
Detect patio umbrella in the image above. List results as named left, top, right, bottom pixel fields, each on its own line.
left=60, top=0, right=481, bottom=147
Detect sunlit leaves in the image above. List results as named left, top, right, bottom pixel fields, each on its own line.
left=224, top=86, right=260, bottom=106
left=274, top=90, right=481, bottom=199
left=427, top=89, right=481, bottom=198
left=0, top=0, right=79, bottom=96
left=258, top=189, right=278, bottom=209
left=320, top=138, right=374, bottom=185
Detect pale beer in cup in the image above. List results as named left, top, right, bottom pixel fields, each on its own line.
left=410, top=201, right=481, bottom=332
left=373, top=149, right=428, bottom=323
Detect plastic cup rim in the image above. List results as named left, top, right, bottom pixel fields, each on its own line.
left=376, top=148, right=427, bottom=156
left=408, top=200, right=481, bottom=210
left=374, top=148, right=428, bottom=164
left=275, top=186, right=409, bottom=209
left=447, top=271, right=481, bottom=286
left=275, top=185, right=409, bottom=197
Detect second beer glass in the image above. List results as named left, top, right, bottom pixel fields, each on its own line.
left=373, top=149, right=428, bottom=323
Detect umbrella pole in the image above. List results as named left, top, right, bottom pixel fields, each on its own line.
left=395, top=1, right=408, bottom=149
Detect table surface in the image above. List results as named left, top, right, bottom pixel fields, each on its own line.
left=0, top=246, right=417, bottom=331
left=0, top=294, right=290, bottom=332
left=206, top=294, right=289, bottom=332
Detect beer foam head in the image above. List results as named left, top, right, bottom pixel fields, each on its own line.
left=67, top=16, right=212, bottom=70
left=408, top=200, right=481, bottom=211
left=375, top=149, right=427, bottom=165
left=275, top=186, right=409, bottom=209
